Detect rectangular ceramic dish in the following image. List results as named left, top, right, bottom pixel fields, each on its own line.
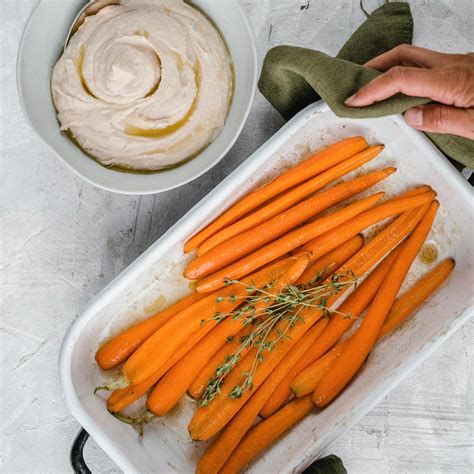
left=59, top=102, right=474, bottom=473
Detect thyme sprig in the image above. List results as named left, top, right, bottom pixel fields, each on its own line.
left=199, top=270, right=358, bottom=406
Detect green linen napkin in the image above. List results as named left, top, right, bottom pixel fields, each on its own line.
left=304, top=454, right=347, bottom=474
left=259, top=2, right=474, bottom=169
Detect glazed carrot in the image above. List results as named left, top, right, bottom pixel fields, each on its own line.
left=184, top=137, right=369, bottom=253
left=291, top=339, right=351, bottom=397
left=292, top=258, right=454, bottom=397
left=195, top=192, right=384, bottom=293
left=313, top=201, right=439, bottom=407
left=295, top=234, right=364, bottom=285
left=220, top=395, right=314, bottom=474
left=107, top=324, right=210, bottom=413
left=389, top=185, right=432, bottom=201
left=217, top=207, right=437, bottom=473
left=122, top=256, right=301, bottom=384
left=196, top=319, right=328, bottom=474
left=185, top=168, right=394, bottom=280
left=379, top=258, right=455, bottom=338
left=95, top=292, right=206, bottom=370
left=260, top=247, right=399, bottom=417
left=197, top=146, right=384, bottom=256
left=188, top=303, right=329, bottom=440
left=302, top=189, right=435, bottom=261
left=146, top=255, right=310, bottom=416
left=189, top=236, right=362, bottom=400
left=188, top=205, right=427, bottom=440
left=189, top=328, right=249, bottom=400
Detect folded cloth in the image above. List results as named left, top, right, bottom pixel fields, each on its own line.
left=259, top=2, right=474, bottom=169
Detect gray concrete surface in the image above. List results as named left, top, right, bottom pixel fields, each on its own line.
left=1, top=0, right=473, bottom=472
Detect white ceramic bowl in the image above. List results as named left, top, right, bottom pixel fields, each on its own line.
left=17, top=0, right=257, bottom=194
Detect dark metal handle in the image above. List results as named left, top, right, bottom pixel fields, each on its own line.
left=71, top=428, right=92, bottom=474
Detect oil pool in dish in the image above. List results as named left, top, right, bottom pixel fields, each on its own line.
left=51, top=0, right=233, bottom=171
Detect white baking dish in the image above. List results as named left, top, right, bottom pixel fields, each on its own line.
left=59, top=102, right=474, bottom=473
left=17, top=0, right=256, bottom=194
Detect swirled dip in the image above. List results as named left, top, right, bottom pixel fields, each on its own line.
left=51, top=0, right=232, bottom=170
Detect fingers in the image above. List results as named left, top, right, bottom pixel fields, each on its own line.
left=344, top=67, right=473, bottom=108
left=364, top=45, right=448, bottom=71
left=405, top=105, right=474, bottom=139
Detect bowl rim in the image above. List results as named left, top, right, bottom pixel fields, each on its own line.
left=16, top=0, right=258, bottom=195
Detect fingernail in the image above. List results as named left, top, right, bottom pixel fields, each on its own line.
left=405, top=108, right=423, bottom=127
left=344, top=94, right=357, bottom=106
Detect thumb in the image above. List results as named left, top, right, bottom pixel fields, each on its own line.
left=404, top=105, right=474, bottom=139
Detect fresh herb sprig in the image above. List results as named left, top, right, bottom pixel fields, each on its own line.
left=199, top=271, right=358, bottom=406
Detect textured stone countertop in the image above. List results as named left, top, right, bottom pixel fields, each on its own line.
left=1, top=0, right=472, bottom=472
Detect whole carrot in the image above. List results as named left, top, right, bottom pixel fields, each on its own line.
left=292, top=258, right=454, bottom=397
left=188, top=328, right=250, bottom=401
left=195, top=192, right=384, bottom=293
left=184, top=137, right=369, bottom=253
left=196, top=319, right=328, bottom=474
left=379, top=257, right=455, bottom=338
left=196, top=191, right=434, bottom=293
left=218, top=237, right=451, bottom=474
left=107, top=324, right=210, bottom=413
left=302, top=189, right=435, bottom=261
left=188, top=204, right=428, bottom=440
left=146, top=255, right=310, bottom=416
left=291, top=339, right=351, bottom=397
left=95, top=292, right=205, bottom=370
left=189, top=236, right=363, bottom=400
left=313, top=201, right=439, bottom=407
left=218, top=395, right=314, bottom=474
left=260, top=247, right=399, bottom=418
left=185, top=168, right=394, bottom=280
left=197, top=146, right=384, bottom=255
left=295, top=234, right=364, bottom=285
left=122, top=257, right=301, bottom=385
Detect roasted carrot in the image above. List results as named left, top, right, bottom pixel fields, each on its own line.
left=295, top=234, right=364, bottom=285
left=188, top=328, right=250, bottom=401
left=107, top=324, right=210, bottom=413
left=195, top=193, right=384, bottom=293
left=196, top=319, right=328, bottom=474
left=95, top=292, right=206, bottom=370
left=292, top=258, right=454, bottom=397
left=379, top=258, right=455, bottom=338
left=188, top=205, right=428, bottom=440
left=122, top=256, right=301, bottom=385
left=389, top=185, right=432, bottom=201
left=260, top=247, right=399, bottom=418
left=291, top=339, right=351, bottom=397
left=185, top=168, right=394, bottom=280
left=197, top=146, right=384, bottom=256
left=189, top=236, right=362, bottom=401
left=219, top=395, right=314, bottom=474
left=196, top=191, right=434, bottom=293
left=184, top=137, right=369, bottom=253
left=222, top=255, right=453, bottom=470
left=146, top=255, right=310, bottom=416
left=302, top=189, right=435, bottom=261
left=213, top=206, right=438, bottom=473
left=313, top=201, right=439, bottom=407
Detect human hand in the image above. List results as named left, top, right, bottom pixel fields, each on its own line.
left=344, top=45, right=474, bottom=139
